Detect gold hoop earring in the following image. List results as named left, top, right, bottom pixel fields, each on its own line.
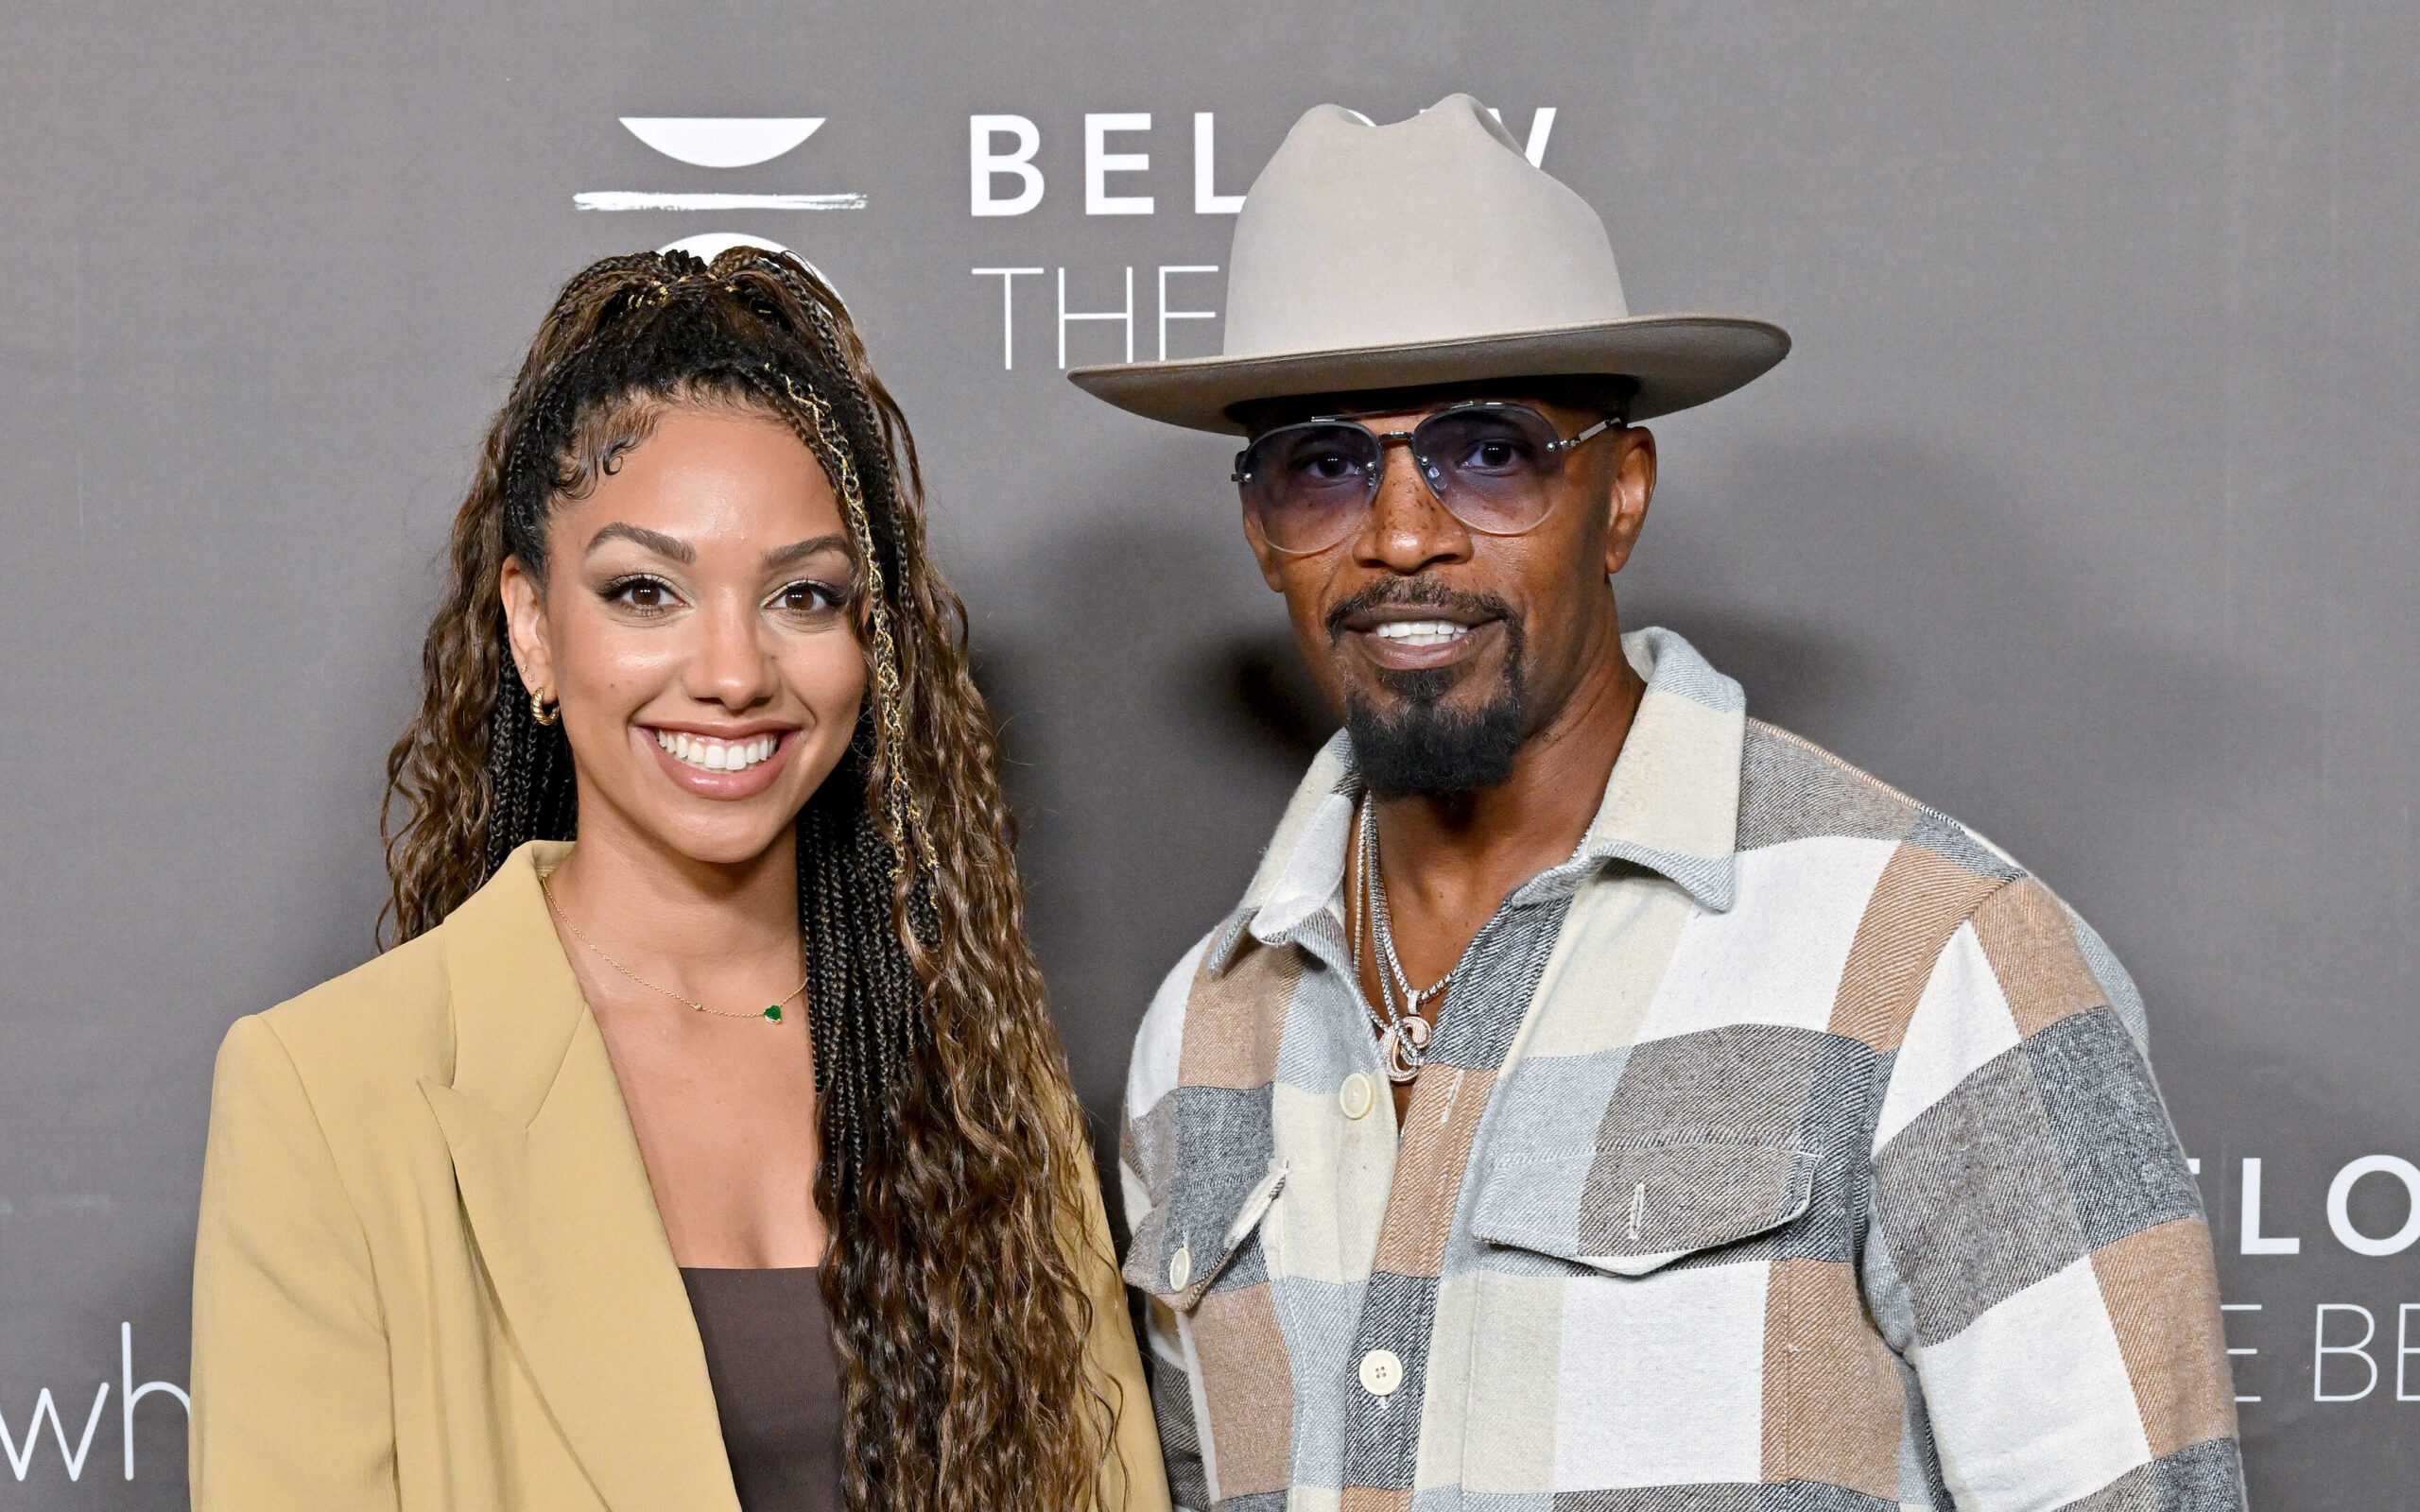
left=529, top=689, right=561, bottom=726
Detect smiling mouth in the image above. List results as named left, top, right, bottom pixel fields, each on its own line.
left=1369, top=619, right=1474, bottom=649
left=653, top=730, right=782, bottom=773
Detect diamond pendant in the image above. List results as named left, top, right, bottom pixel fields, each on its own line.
left=1378, top=1015, right=1430, bottom=1084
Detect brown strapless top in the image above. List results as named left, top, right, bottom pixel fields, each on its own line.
left=679, top=1266, right=843, bottom=1512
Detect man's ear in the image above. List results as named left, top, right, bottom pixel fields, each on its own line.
left=1243, top=505, right=1290, bottom=592
left=1602, top=425, right=1657, bottom=576
left=498, top=555, right=555, bottom=700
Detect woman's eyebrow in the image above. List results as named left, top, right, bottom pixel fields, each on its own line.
left=763, top=534, right=852, bottom=570
left=586, top=522, right=696, bottom=563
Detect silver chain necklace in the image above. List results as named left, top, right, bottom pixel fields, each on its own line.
left=1354, top=798, right=1452, bottom=1083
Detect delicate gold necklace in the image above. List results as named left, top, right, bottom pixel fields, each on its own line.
left=540, top=875, right=806, bottom=1023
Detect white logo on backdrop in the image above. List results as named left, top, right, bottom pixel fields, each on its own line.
left=619, top=117, right=825, bottom=168
left=968, top=106, right=1555, bottom=219
left=969, top=107, right=1558, bottom=370
left=0, top=1323, right=186, bottom=1486
left=2173, top=1152, right=2420, bottom=1407
left=579, top=116, right=861, bottom=262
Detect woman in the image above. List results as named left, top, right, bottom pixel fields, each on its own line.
left=188, top=249, right=1167, bottom=1512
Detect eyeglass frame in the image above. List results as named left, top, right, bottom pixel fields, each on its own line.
left=1231, top=399, right=1628, bottom=557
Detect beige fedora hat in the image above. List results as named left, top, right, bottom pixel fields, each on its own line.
left=1069, top=94, right=1788, bottom=435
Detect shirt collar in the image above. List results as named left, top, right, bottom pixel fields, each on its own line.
left=1211, top=626, right=1745, bottom=972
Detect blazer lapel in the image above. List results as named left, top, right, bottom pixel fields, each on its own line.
left=419, top=842, right=741, bottom=1512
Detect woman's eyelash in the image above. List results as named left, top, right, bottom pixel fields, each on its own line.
left=598, top=574, right=678, bottom=607
left=774, top=579, right=850, bottom=609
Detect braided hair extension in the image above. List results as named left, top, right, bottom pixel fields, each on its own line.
left=378, top=250, right=1116, bottom=1512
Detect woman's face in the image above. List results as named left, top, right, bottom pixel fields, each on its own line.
left=500, top=403, right=868, bottom=868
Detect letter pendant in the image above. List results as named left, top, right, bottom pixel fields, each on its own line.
left=1379, top=1014, right=1431, bottom=1084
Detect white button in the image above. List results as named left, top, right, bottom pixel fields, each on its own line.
left=1358, top=1348, right=1403, bottom=1396
left=1167, top=1246, right=1192, bottom=1291
left=1339, top=1072, right=1375, bottom=1120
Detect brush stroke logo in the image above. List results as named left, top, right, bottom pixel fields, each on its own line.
left=579, top=114, right=865, bottom=225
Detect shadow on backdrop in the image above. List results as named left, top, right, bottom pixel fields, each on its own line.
left=968, top=507, right=1314, bottom=1232
left=1629, top=431, right=2235, bottom=894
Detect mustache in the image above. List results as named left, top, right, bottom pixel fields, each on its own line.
left=1322, top=578, right=1517, bottom=642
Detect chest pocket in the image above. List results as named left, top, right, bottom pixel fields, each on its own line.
left=1124, top=1158, right=1288, bottom=1311
left=1471, top=1142, right=1818, bottom=1277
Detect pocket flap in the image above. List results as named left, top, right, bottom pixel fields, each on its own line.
left=1123, top=1158, right=1288, bottom=1311
left=1472, top=1143, right=1818, bottom=1278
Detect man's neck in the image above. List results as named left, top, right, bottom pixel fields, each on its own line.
left=1365, top=628, right=1645, bottom=984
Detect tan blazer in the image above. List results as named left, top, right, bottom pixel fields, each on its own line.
left=190, top=840, right=1168, bottom=1512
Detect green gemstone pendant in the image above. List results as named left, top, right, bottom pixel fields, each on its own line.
left=764, top=1005, right=783, bottom=1022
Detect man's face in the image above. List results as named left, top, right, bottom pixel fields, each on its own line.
left=1241, top=389, right=1656, bottom=799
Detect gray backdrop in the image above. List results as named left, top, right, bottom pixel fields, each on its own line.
left=1, top=2, right=2411, bottom=1504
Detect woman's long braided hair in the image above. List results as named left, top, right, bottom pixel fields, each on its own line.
left=380, top=249, right=1115, bottom=1512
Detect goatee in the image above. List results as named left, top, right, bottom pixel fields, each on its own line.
left=1330, top=586, right=1528, bottom=799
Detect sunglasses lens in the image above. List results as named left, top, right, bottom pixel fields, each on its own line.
left=1239, top=422, right=1381, bottom=553
left=1414, top=406, right=1565, bottom=534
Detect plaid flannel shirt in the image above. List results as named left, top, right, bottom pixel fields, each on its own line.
left=1119, top=627, right=2242, bottom=1512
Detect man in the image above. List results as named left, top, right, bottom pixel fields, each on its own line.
left=1072, top=96, right=2240, bottom=1512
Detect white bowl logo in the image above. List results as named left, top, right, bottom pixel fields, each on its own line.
left=619, top=117, right=824, bottom=168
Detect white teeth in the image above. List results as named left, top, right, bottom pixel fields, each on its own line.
left=1373, top=619, right=1470, bottom=647
left=654, top=730, right=781, bottom=773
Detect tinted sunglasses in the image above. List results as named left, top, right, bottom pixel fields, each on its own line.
left=1233, top=401, right=1622, bottom=556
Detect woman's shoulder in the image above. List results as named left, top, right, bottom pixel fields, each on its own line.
left=196, top=918, right=495, bottom=1304
left=218, top=845, right=574, bottom=1134
left=221, top=926, right=458, bottom=1114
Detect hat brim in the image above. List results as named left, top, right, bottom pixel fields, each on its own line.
left=1068, top=314, right=1789, bottom=435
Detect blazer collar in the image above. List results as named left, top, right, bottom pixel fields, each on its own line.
left=418, top=841, right=741, bottom=1512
